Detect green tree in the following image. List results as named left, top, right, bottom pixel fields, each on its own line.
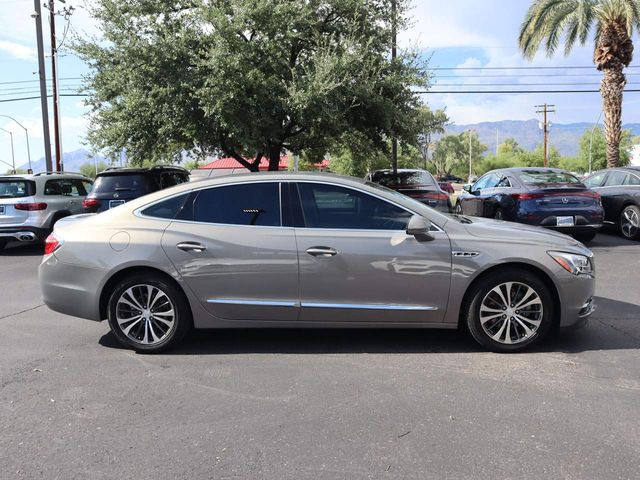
left=519, top=0, right=640, bottom=168
left=76, top=0, right=427, bottom=171
left=433, top=132, right=486, bottom=178
left=416, top=106, right=449, bottom=171
left=79, top=161, right=110, bottom=179
left=578, top=127, right=633, bottom=171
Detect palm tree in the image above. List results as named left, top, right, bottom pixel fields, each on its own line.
left=519, top=0, right=640, bottom=168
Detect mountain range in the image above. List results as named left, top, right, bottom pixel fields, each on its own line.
left=445, top=119, right=640, bottom=157
left=18, top=148, right=110, bottom=173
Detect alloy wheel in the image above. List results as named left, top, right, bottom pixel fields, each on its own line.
left=115, top=284, right=175, bottom=345
left=621, top=207, right=639, bottom=239
left=479, top=282, right=543, bottom=345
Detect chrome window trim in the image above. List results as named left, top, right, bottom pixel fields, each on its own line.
left=134, top=178, right=445, bottom=232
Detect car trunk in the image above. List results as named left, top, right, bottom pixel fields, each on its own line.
left=524, top=185, right=599, bottom=208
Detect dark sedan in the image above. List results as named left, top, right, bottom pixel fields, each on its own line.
left=366, top=169, right=452, bottom=213
left=584, top=166, right=640, bottom=240
left=455, top=168, right=603, bottom=242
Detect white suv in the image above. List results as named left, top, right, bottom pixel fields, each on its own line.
left=0, top=172, right=93, bottom=250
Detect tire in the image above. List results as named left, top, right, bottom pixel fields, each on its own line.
left=494, top=208, right=503, bottom=220
left=572, top=231, right=597, bottom=243
left=107, top=273, right=192, bottom=353
left=0, top=240, right=7, bottom=252
left=463, top=268, right=555, bottom=353
left=454, top=202, right=463, bottom=215
left=620, top=205, right=640, bottom=240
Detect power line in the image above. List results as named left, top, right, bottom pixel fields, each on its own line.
left=421, top=89, right=640, bottom=94
left=432, top=82, right=640, bottom=87
left=431, top=65, right=640, bottom=71
left=0, top=77, right=83, bottom=86
left=433, top=73, right=639, bottom=78
left=0, top=94, right=87, bottom=104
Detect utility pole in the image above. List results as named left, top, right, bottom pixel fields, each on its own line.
left=48, top=0, right=63, bottom=172
left=468, top=129, right=475, bottom=181
left=33, top=0, right=52, bottom=172
left=536, top=103, right=555, bottom=167
left=391, top=0, right=398, bottom=174
left=0, top=128, right=16, bottom=173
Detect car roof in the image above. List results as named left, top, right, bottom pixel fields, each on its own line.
left=0, top=172, right=91, bottom=180
left=499, top=167, right=568, bottom=174
left=97, top=165, right=189, bottom=176
left=370, top=169, right=430, bottom=174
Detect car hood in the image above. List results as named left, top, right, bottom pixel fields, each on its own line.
left=462, top=217, right=589, bottom=251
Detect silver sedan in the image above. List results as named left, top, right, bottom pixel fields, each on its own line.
left=39, top=173, right=596, bottom=353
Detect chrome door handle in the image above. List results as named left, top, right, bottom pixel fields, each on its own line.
left=306, top=246, right=337, bottom=257
left=177, top=242, right=207, bottom=253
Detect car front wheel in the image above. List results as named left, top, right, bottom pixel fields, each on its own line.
left=464, top=268, right=554, bottom=352
left=107, top=273, right=192, bottom=353
left=620, top=205, right=640, bottom=240
left=455, top=202, right=463, bottom=215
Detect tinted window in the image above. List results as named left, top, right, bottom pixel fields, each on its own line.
left=474, top=173, right=499, bottom=191
left=584, top=172, right=607, bottom=188
left=518, top=170, right=580, bottom=186
left=142, top=193, right=189, bottom=219
left=496, top=176, right=511, bottom=188
left=625, top=174, right=640, bottom=186
left=44, top=179, right=84, bottom=196
left=0, top=180, right=34, bottom=198
left=604, top=171, right=628, bottom=187
left=297, top=183, right=412, bottom=230
left=193, top=182, right=280, bottom=226
left=93, top=174, right=153, bottom=195
left=371, top=171, right=435, bottom=187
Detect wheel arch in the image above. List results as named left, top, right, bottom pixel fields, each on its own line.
left=457, top=262, right=561, bottom=329
left=99, top=265, right=192, bottom=321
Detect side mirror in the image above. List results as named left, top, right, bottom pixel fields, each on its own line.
left=462, top=184, right=472, bottom=193
left=406, top=215, right=435, bottom=241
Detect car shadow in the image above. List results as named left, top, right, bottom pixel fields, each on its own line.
left=0, top=242, right=43, bottom=256
left=590, top=230, right=638, bottom=248
left=98, top=296, right=640, bottom=355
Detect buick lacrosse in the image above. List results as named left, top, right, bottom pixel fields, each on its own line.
left=39, top=173, right=595, bottom=353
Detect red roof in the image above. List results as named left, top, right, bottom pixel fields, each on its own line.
left=197, top=155, right=329, bottom=171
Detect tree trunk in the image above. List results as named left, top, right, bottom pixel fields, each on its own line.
left=601, top=66, right=625, bottom=168
left=268, top=145, right=281, bottom=171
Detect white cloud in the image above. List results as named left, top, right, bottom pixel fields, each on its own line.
left=0, top=40, right=36, bottom=60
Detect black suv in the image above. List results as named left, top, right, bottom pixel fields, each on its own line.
left=83, top=166, right=189, bottom=213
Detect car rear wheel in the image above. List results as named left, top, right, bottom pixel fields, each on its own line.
left=107, top=273, right=192, bottom=353
left=464, top=268, right=554, bottom=353
left=455, top=202, right=463, bottom=215
left=494, top=208, right=503, bottom=220
left=620, top=205, right=640, bottom=240
left=0, top=240, right=7, bottom=251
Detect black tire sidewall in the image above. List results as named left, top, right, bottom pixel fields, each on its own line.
left=465, top=268, right=555, bottom=353
left=620, top=205, right=640, bottom=240
left=107, top=274, right=191, bottom=353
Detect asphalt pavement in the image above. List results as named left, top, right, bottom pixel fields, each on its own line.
left=1, top=232, right=639, bottom=479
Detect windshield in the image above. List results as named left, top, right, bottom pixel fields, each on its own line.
left=371, top=171, right=435, bottom=187
left=92, top=174, right=154, bottom=194
left=517, top=170, right=581, bottom=186
left=0, top=179, right=34, bottom=198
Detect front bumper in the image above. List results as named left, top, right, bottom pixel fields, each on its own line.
left=39, top=254, right=105, bottom=321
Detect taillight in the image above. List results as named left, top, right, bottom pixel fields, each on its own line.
left=44, top=234, right=63, bottom=255
left=15, top=202, right=47, bottom=211
left=412, top=192, right=449, bottom=201
left=82, top=198, right=101, bottom=209
left=511, top=192, right=543, bottom=201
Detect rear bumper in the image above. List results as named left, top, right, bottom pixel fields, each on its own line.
left=0, top=226, right=49, bottom=242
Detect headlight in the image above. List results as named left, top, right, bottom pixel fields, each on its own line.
left=548, top=251, right=594, bottom=276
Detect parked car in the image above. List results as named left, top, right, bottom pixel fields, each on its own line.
left=437, top=173, right=465, bottom=183
left=0, top=172, right=93, bottom=250
left=82, top=165, right=189, bottom=213
left=455, top=168, right=603, bottom=243
left=366, top=169, right=452, bottom=213
left=583, top=167, right=640, bottom=240
left=40, top=172, right=595, bottom=354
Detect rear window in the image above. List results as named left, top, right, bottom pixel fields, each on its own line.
left=92, top=174, right=154, bottom=195
left=371, top=171, right=435, bottom=187
left=517, top=171, right=581, bottom=186
left=0, top=179, right=34, bottom=198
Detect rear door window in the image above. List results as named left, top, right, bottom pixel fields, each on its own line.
left=0, top=180, right=34, bottom=198
left=584, top=172, right=607, bottom=188
left=604, top=171, right=628, bottom=186
left=192, top=182, right=280, bottom=226
left=624, top=174, right=640, bottom=186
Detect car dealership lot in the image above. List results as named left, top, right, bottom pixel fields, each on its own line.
left=1, top=234, right=640, bottom=479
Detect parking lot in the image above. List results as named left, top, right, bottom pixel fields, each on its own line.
left=1, top=232, right=639, bottom=479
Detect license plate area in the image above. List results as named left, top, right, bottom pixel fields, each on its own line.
left=556, top=216, right=574, bottom=227
left=109, top=200, right=125, bottom=209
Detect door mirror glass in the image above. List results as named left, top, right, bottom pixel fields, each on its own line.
left=406, top=215, right=434, bottom=241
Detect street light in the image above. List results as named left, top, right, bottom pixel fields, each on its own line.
left=588, top=111, right=603, bottom=175
left=0, top=115, right=31, bottom=172
left=0, top=127, right=15, bottom=173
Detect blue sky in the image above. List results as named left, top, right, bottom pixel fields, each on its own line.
left=2, top=0, right=640, bottom=165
